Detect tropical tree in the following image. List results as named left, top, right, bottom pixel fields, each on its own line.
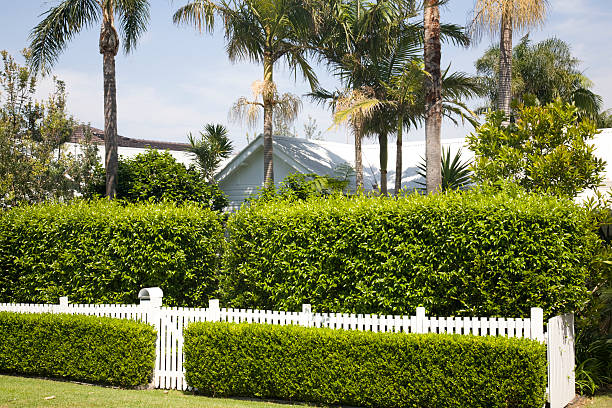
left=424, top=0, right=442, bottom=193
left=598, top=109, right=612, bottom=128
left=308, top=0, right=401, bottom=190
left=323, top=14, right=478, bottom=195
left=471, top=0, right=548, bottom=120
left=476, top=36, right=603, bottom=120
left=29, top=0, right=151, bottom=198
left=187, top=124, right=234, bottom=183
left=174, top=0, right=317, bottom=187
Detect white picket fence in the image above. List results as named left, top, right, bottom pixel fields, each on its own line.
left=0, top=288, right=575, bottom=408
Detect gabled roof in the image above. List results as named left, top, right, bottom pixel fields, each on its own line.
left=215, top=134, right=470, bottom=191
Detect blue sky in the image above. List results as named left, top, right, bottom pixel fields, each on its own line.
left=1, top=1, right=611, bottom=149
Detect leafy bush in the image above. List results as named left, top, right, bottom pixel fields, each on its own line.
left=467, top=101, right=605, bottom=198
left=184, top=322, right=547, bottom=408
left=0, top=200, right=224, bottom=306
left=0, top=312, right=156, bottom=387
left=247, top=172, right=349, bottom=204
left=88, top=149, right=228, bottom=211
left=222, top=189, right=599, bottom=318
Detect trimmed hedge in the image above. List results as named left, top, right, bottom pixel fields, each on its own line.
left=0, top=312, right=156, bottom=387
left=184, top=322, right=548, bottom=408
left=222, top=190, right=599, bottom=318
left=0, top=200, right=224, bottom=306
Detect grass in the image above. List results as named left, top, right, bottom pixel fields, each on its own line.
left=584, top=389, right=612, bottom=408
left=0, top=375, right=315, bottom=408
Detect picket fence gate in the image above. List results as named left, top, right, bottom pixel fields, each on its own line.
left=0, top=288, right=575, bottom=408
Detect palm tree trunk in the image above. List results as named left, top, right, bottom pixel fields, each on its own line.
left=395, top=114, right=403, bottom=195
left=354, top=117, right=364, bottom=190
left=100, top=9, right=119, bottom=199
left=262, top=54, right=274, bottom=187
left=498, top=13, right=513, bottom=122
left=379, top=132, right=388, bottom=195
left=424, top=0, right=442, bottom=194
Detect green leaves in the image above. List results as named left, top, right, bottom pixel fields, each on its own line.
left=88, top=149, right=228, bottom=211
left=0, top=200, right=225, bottom=307
left=184, top=322, right=548, bottom=408
left=0, top=312, right=156, bottom=387
left=222, top=190, right=598, bottom=319
left=467, top=101, right=606, bottom=198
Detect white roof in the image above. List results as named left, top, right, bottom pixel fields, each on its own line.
left=216, top=135, right=471, bottom=191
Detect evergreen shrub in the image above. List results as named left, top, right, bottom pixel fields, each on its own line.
left=184, top=322, right=548, bottom=408
left=222, top=189, right=599, bottom=318
left=0, top=200, right=224, bottom=306
left=0, top=312, right=156, bottom=387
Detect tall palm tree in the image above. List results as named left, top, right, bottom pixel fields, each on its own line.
left=476, top=35, right=603, bottom=120
left=174, top=0, right=317, bottom=187
left=29, top=0, right=151, bottom=198
left=308, top=0, right=404, bottom=189
left=424, top=0, right=442, bottom=193
left=471, top=0, right=548, bottom=120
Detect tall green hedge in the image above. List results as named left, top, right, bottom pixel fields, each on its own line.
left=0, top=200, right=224, bottom=306
left=222, top=190, right=599, bottom=318
left=184, top=322, right=547, bottom=408
left=0, top=312, right=156, bottom=387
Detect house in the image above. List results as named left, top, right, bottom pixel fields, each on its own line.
left=67, top=126, right=195, bottom=166
left=216, top=134, right=469, bottom=209
left=216, top=129, right=612, bottom=209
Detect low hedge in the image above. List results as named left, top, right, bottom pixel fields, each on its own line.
left=0, top=312, right=156, bottom=387
left=222, top=189, right=599, bottom=318
left=184, top=322, right=547, bottom=408
left=0, top=200, right=225, bottom=306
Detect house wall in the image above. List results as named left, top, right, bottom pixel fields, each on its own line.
left=218, top=147, right=300, bottom=209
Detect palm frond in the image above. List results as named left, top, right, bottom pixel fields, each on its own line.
left=229, top=97, right=262, bottom=128
left=29, top=0, right=100, bottom=74
left=116, top=0, right=150, bottom=53
left=173, top=0, right=216, bottom=33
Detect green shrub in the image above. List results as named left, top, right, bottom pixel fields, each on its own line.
left=88, top=149, right=228, bottom=211
left=222, top=189, right=599, bottom=318
left=184, top=322, right=547, bottom=408
left=0, top=200, right=224, bottom=306
left=0, top=312, right=156, bottom=387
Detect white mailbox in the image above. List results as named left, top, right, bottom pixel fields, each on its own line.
left=138, top=287, right=164, bottom=308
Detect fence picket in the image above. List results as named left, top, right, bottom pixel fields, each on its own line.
left=0, top=299, right=563, bottom=404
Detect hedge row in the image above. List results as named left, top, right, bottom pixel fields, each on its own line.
left=222, top=190, right=599, bottom=318
left=184, top=322, right=548, bottom=408
left=0, top=200, right=224, bottom=306
left=0, top=190, right=599, bottom=319
left=0, top=312, right=156, bottom=387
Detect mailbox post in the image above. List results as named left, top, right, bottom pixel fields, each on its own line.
left=138, top=287, right=164, bottom=308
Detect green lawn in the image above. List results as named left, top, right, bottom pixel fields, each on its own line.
left=586, top=390, right=612, bottom=408
left=0, top=375, right=316, bottom=408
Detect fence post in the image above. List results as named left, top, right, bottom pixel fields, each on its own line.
left=209, top=299, right=220, bottom=322
left=58, top=296, right=69, bottom=314
left=416, top=307, right=426, bottom=334
left=301, top=304, right=312, bottom=328
left=530, top=307, right=544, bottom=342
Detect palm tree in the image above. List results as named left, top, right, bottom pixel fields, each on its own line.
left=174, top=0, right=317, bottom=187
left=471, top=0, right=548, bottom=120
left=476, top=35, right=603, bottom=120
left=29, top=0, right=151, bottom=198
left=308, top=0, right=407, bottom=190
left=229, top=81, right=302, bottom=141
left=423, top=0, right=442, bottom=193
left=188, top=124, right=234, bottom=183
